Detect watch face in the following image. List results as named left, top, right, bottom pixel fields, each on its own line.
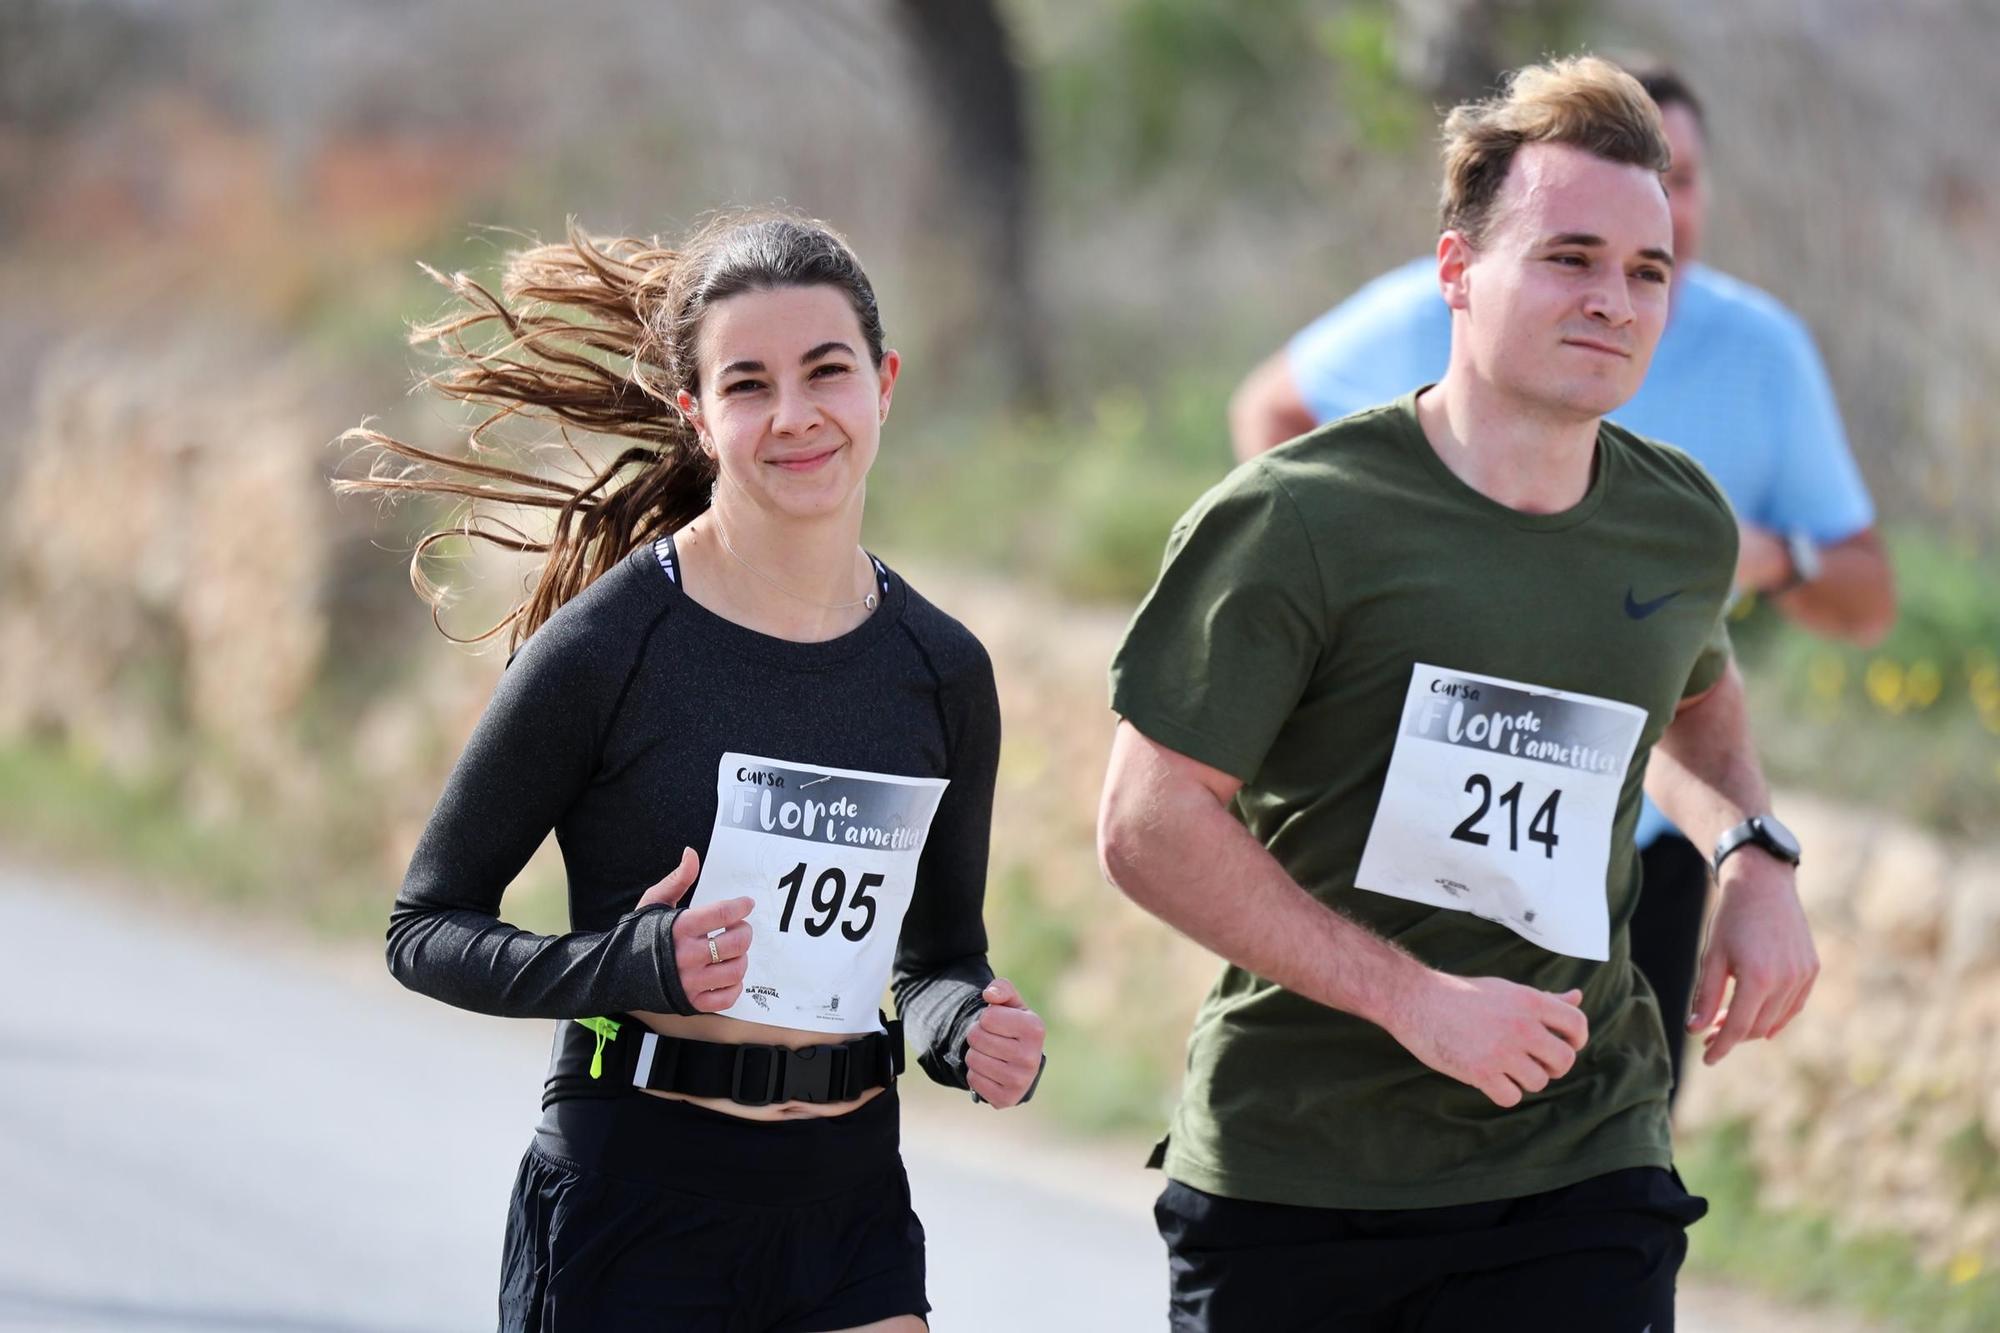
left=1786, top=532, right=1823, bottom=584
left=1755, top=815, right=1802, bottom=861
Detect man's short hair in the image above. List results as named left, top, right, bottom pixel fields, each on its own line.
left=1621, top=58, right=1706, bottom=133
left=1438, top=55, right=1672, bottom=247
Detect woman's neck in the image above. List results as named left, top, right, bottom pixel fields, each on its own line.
left=674, top=490, right=876, bottom=642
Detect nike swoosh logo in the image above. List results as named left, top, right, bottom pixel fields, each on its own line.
left=1624, top=587, right=1682, bottom=619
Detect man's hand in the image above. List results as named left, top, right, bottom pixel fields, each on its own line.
left=635, top=848, right=756, bottom=1014
left=964, top=977, right=1045, bottom=1108
left=1386, top=973, right=1589, bottom=1108
left=1736, top=520, right=1791, bottom=592
left=1689, top=849, right=1818, bottom=1064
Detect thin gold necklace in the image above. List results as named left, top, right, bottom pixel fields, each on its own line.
left=713, top=516, right=878, bottom=612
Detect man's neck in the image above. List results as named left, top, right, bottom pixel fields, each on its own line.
left=1416, top=370, right=1602, bottom=515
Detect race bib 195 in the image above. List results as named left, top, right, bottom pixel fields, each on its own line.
left=1353, top=664, right=1646, bottom=960
left=703, top=753, right=948, bottom=1033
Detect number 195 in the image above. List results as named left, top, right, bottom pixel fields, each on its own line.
left=776, top=862, right=880, bottom=940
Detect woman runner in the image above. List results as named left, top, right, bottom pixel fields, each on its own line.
left=341, top=211, right=1047, bottom=1332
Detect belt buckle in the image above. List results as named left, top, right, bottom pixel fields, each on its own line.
left=730, top=1045, right=783, bottom=1107
left=781, top=1044, right=840, bottom=1104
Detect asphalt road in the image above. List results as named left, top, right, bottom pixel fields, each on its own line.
left=0, top=868, right=1162, bottom=1331
left=0, top=865, right=1837, bottom=1332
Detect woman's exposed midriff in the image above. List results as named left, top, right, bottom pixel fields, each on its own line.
left=628, top=1009, right=888, bottom=1121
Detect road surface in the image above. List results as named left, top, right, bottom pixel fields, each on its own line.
left=0, top=864, right=1860, bottom=1331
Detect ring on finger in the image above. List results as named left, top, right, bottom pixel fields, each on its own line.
left=706, top=933, right=722, bottom=965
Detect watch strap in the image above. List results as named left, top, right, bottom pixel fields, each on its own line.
left=1777, top=530, right=1820, bottom=592
left=1713, top=816, right=1801, bottom=872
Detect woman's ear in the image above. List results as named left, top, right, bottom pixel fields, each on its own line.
left=875, top=349, right=902, bottom=424
left=675, top=389, right=714, bottom=458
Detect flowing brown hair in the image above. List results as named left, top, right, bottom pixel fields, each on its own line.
left=336, top=210, right=888, bottom=650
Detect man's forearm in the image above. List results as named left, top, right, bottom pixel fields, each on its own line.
left=1228, top=352, right=1317, bottom=463
left=1648, top=665, right=1819, bottom=1059
left=1770, top=531, right=1896, bottom=647
left=1645, top=662, right=1771, bottom=856
left=1098, top=741, right=1427, bottom=1029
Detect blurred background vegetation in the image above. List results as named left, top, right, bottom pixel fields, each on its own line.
left=1, top=1, right=1996, bottom=1325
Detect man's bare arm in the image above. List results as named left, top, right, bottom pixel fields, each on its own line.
left=1646, top=663, right=1770, bottom=854
left=1737, top=525, right=1896, bottom=646
left=1228, top=351, right=1317, bottom=463
left=1098, top=720, right=1589, bottom=1108
left=1645, top=663, right=1820, bottom=1064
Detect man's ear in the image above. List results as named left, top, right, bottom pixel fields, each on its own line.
left=1436, top=230, right=1476, bottom=313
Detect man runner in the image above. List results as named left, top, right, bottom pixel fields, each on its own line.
left=1099, top=57, right=1819, bottom=1331
left=1229, top=60, right=1891, bottom=1101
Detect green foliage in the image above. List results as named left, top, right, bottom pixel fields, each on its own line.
left=873, top=374, right=1233, bottom=604
left=1733, top=526, right=2000, bottom=836
left=1495, top=0, right=1599, bottom=68
left=1034, top=1026, right=1176, bottom=1135
left=0, top=734, right=569, bottom=938
left=943, top=861, right=1175, bottom=1134
left=0, top=739, right=271, bottom=904
left=1942, top=1118, right=2000, bottom=1207
left=1681, top=1120, right=2000, bottom=1332
left=1315, top=5, right=1426, bottom=151
left=984, top=863, right=1082, bottom=1014
left=1032, top=0, right=1351, bottom=195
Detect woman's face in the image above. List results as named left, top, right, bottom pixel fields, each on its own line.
left=678, top=284, right=899, bottom=525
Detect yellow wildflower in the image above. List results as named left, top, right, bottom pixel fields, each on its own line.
left=1865, top=659, right=1905, bottom=714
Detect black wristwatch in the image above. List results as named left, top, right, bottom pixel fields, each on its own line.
left=1712, top=814, right=1802, bottom=873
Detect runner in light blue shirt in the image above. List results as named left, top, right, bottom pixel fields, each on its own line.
left=1227, top=63, right=1895, bottom=1101
left=1284, top=257, right=1874, bottom=567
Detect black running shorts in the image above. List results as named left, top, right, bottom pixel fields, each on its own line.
left=1156, top=1166, right=1706, bottom=1333
left=500, top=1087, right=928, bottom=1332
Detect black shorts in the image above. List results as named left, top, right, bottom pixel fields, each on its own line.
left=501, top=1086, right=927, bottom=1332
left=1633, top=832, right=1712, bottom=1105
left=1157, top=1166, right=1706, bottom=1333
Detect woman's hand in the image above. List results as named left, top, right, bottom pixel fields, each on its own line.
left=964, top=978, right=1045, bottom=1108
left=636, top=848, right=755, bottom=1014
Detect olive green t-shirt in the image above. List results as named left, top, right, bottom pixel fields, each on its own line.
left=1110, top=391, right=1737, bottom=1210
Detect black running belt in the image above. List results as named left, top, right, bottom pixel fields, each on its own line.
left=628, top=1021, right=906, bottom=1107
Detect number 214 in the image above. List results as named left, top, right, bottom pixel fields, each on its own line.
left=1450, top=775, right=1561, bottom=858
left=776, top=863, right=880, bottom=940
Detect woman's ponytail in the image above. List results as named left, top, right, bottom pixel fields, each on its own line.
left=337, top=210, right=885, bottom=650
left=336, top=222, right=713, bottom=649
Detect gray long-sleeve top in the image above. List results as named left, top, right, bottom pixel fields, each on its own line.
left=387, top=535, right=1001, bottom=1106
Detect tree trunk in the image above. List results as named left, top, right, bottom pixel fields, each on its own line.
left=888, top=0, right=1047, bottom=407
left=1393, top=0, right=1504, bottom=103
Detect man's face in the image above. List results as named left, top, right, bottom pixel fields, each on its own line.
left=1444, top=141, right=1674, bottom=422
left=1659, top=102, right=1709, bottom=269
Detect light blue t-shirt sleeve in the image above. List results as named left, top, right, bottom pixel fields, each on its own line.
left=1759, top=311, right=1875, bottom=544
left=1285, top=258, right=1453, bottom=425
